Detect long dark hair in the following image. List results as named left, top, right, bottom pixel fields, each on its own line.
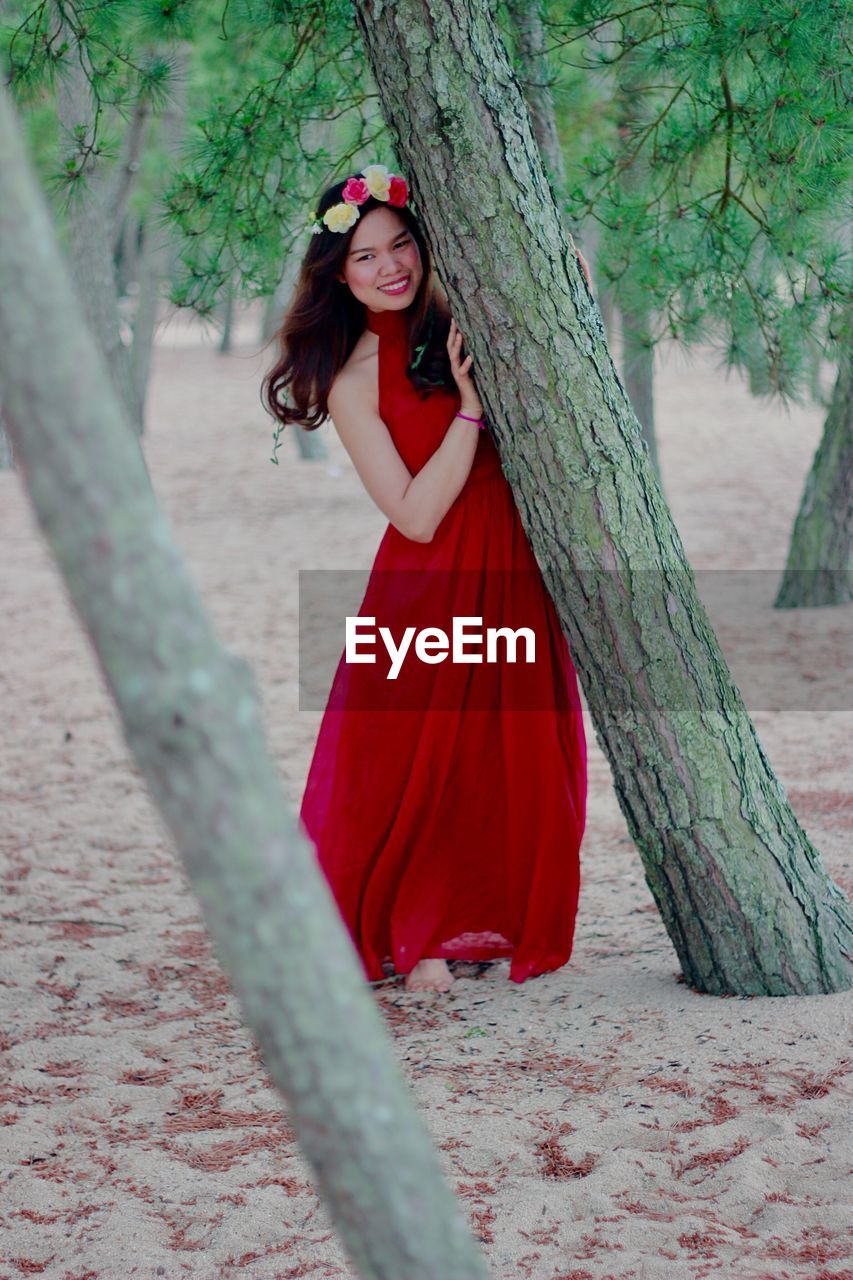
left=261, top=180, right=457, bottom=431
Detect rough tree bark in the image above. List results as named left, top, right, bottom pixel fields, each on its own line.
left=0, top=84, right=492, bottom=1280
left=775, top=327, right=853, bottom=608
left=353, top=0, right=852, bottom=996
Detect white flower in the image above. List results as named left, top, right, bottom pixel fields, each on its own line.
left=323, top=202, right=360, bottom=233
left=362, top=164, right=392, bottom=201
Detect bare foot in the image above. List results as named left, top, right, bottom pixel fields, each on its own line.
left=404, top=957, right=455, bottom=993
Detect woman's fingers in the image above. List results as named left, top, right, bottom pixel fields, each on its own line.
left=448, top=318, right=474, bottom=383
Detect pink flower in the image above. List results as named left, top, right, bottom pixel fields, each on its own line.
left=342, top=177, right=370, bottom=205
left=387, top=176, right=408, bottom=207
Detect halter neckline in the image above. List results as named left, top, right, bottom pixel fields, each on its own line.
left=364, top=303, right=410, bottom=339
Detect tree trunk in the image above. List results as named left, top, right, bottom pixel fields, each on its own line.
left=130, top=45, right=191, bottom=432
left=615, top=29, right=661, bottom=482
left=129, top=216, right=164, bottom=427
left=353, top=0, right=852, bottom=996
left=775, top=334, right=853, bottom=608
left=52, top=5, right=149, bottom=433
left=507, top=1, right=603, bottom=336
left=219, top=274, right=236, bottom=354
left=620, top=302, right=659, bottom=479
left=0, top=84, right=493, bottom=1280
left=263, top=254, right=330, bottom=462
left=0, top=413, right=13, bottom=469
left=0, top=385, right=13, bottom=468
left=506, top=0, right=567, bottom=203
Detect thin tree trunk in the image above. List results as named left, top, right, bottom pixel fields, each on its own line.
left=52, top=5, right=149, bottom=432
left=507, top=0, right=603, bottom=330
left=260, top=107, right=332, bottom=462
left=506, top=0, right=567, bottom=202
left=0, top=405, right=13, bottom=469
left=263, top=254, right=329, bottom=461
left=129, top=44, right=191, bottom=431
left=620, top=300, right=659, bottom=479
left=353, top=0, right=852, bottom=996
left=582, top=216, right=617, bottom=348
left=775, top=334, right=853, bottom=607
left=129, top=216, right=163, bottom=426
left=0, top=84, right=493, bottom=1280
left=614, top=28, right=660, bottom=481
left=219, top=274, right=236, bottom=354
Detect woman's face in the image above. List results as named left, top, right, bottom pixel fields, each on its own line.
left=336, top=206, right=423, bottom=312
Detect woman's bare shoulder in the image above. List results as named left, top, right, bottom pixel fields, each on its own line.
left=330, top=334, right=378, bottom=414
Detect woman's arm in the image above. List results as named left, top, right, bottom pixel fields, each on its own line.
left=328, top=315, right=485, bottom=544
left=327, top=378, right=481, bottom=543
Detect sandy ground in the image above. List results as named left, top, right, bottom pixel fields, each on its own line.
left=1, top=303, right=851, bottom=1280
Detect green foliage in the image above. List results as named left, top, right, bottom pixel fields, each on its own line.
left=160, top=0, right=392, bottom=313
left=549, top=0, right=852, bottom=403
left=1, top=0, right=200, bottom=239
left=6, top=0, right=845, bottom=392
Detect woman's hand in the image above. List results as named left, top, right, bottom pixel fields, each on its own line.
left=447, top=316, right=484, bottom=419
left=575, top=246, right=592, bottom=288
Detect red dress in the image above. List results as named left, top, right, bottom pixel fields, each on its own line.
left=299, top=302, right=587, bottom=983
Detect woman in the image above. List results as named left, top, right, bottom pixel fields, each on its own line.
left=263, top=163, right=587, bottom=994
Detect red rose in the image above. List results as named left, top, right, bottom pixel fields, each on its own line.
left=342, top=177, right=370, bottom=205
left=387, top=176, right=408, bottom=207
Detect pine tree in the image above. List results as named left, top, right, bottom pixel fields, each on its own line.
left=350, top=0, right=852, bottom=995
left=0, top=77, right=493, bottom=1280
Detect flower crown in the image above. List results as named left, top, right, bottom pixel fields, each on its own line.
left=309, top=163, right=409, bottom=235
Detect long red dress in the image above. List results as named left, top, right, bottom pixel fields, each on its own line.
left=298, top=302, right=587, bottom=983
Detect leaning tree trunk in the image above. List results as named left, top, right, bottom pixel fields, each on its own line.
left=0, top=84, right=492, bottom=1280
left=775, top=329, right=853, bottom=608
left=353, top=0, right=852, bottom=996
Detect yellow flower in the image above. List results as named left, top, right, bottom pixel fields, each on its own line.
left=362, top=164, right=392, bottom=201
left=323, top=202, right=360, bottom=233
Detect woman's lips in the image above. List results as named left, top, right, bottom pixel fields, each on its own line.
left=378, top=277, right=410, bottom=295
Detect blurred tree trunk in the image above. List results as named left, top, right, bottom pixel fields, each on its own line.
left=261, top=105, right=332, bottom=463
left=129, top=45, right=191, bottom=430
left=614, top=26, right=660, bottom=482
left=0, top=403, right=13, bottom=469
left=263, top=254, right=329, bottom=462
left=506, top=0, right=566, bottom=200
left=775, top=329, right=853, bottom=608
left=51, top=5, right=188, bottom=437
left=219, top=274, right=237, bottom=354
left=507, top=0, right=602, bottom=322
left=0, top=82, right=492, bottom=1280
left=354, top=0, right=852, bottom=996
left=53, top=2, right=149, bottom=433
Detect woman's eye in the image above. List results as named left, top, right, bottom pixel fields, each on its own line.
left=359, top=239, right=409, bottom=261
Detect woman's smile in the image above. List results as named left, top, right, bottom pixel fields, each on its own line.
left=378, top=276, right=411, bottom=296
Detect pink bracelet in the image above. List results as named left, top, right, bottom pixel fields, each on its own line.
left=456, top=411, right=485, bottom=430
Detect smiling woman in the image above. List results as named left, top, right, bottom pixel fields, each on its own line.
left=261, top=163, right=587, bottom=994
